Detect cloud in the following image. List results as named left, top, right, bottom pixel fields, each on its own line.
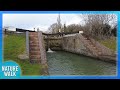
left=3, top=14, right=58, bottom=29
left=66, top=16, right=81, bottom=26
left=3, top=14, right=83, bottom=32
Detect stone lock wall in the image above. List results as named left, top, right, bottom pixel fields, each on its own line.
left=42, top=33, right=116, bottom=63
left=62, top=33, right=116, bottom=63
left=62, top=34, right=93, bottom=57
left=89, top=38, right=115, bottom=56
left=44, top=37, right=62, bottom=51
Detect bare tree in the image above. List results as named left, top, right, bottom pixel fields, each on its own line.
left=48, top=14, right=63, bottom=34
left=66, top=24, right=83, bottom=33
left=79, top=14, right=117, bottom=39
left=48, top=23, right=58, bottom=34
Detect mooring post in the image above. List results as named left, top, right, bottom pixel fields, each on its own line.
left=26, top=31, right=29, bottom=57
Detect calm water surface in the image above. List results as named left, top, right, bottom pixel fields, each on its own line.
left=47, top=51, right=116, bottom=75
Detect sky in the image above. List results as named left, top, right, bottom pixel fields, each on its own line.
left=3, top=14, right=83, bottom=32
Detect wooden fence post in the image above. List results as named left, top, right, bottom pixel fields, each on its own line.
left=26, top=31, right=29, bottom=57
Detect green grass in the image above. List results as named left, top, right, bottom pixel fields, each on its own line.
left=98, top=37, right=116, bottom=52
left=4, top=34, right=42, bottom=75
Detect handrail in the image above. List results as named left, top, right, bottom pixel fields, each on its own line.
left=42, top=31, right=79, bottom=35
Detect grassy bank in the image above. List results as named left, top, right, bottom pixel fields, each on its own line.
left=4, top=34, right=42, bottom=75
left=98, top=37, right=116, bottom=52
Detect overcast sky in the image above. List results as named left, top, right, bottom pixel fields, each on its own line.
left=3, top=14, right=83, bottom=32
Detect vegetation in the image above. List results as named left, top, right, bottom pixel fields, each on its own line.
left=48, top=14, right=117, bottom=52
left=99, top=37, right=116, bottom=51
left=80, top=14, right=117, bottom=40
left=4, top=34, right=42, bottom=75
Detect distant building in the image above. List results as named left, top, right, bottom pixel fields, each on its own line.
left=3, top=26, right=16, bottom=31
left=3, top=26, right=24, bottom=34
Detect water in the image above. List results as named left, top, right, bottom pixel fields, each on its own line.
left=47, top=51, right=116, bottom=75
left=47, top=48, right=54, bottom=53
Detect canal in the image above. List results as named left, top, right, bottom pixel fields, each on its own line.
left=47, top=51, right=116, bottom=75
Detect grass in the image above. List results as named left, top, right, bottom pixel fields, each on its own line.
left=98, top=37, right=116, bottom=52
left=4, top=34, right=42, bottom=75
